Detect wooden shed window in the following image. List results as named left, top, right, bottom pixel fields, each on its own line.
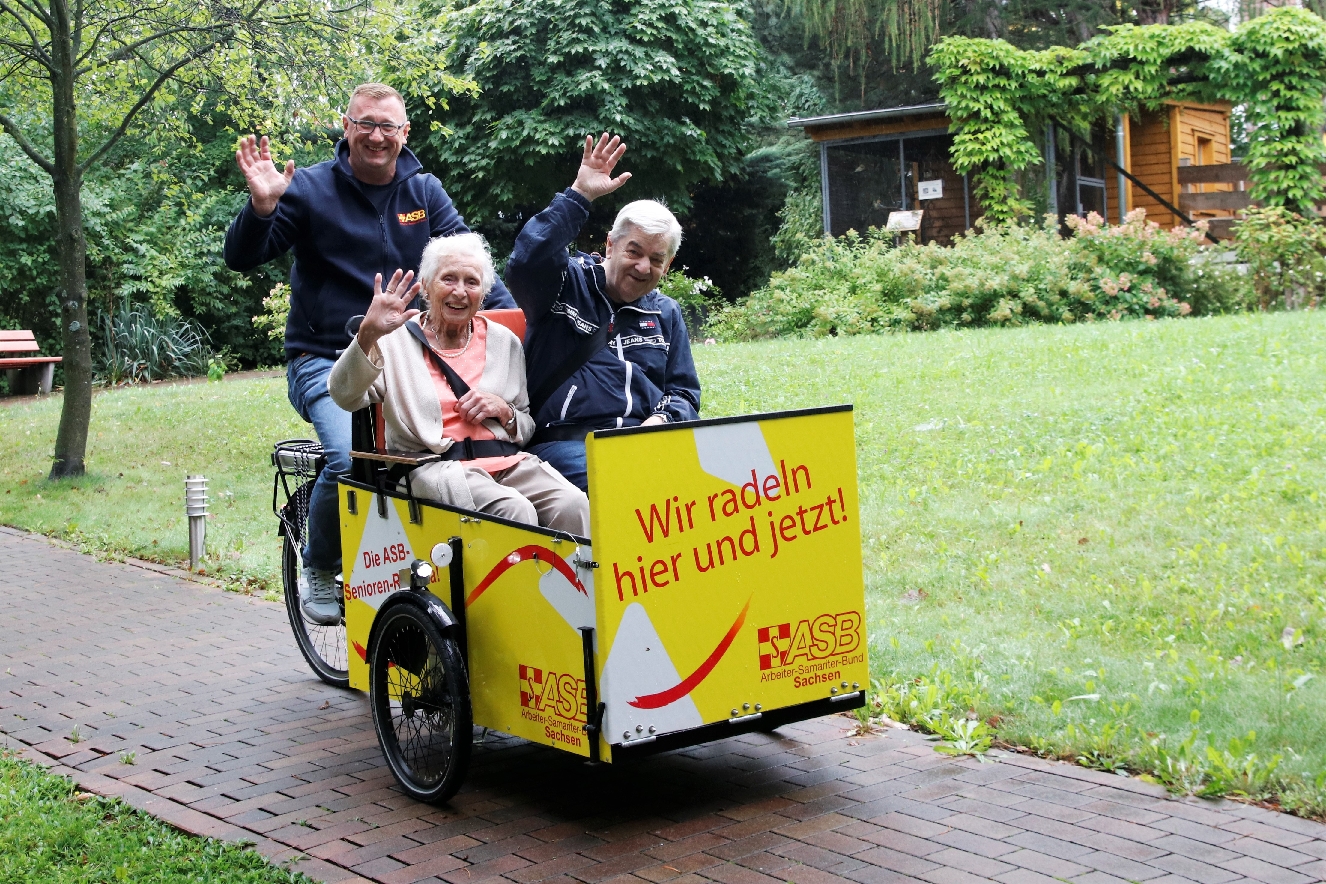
left=1195, top=136, right=1213, bottom=193
left=823, top=140, right=902, bottom=236
left=1054, top=126, right=1110, bottom=220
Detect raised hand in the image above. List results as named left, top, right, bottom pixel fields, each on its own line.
left=571, top=133, right=631, bottom=202
left=358, top=270, right=421, bottom=355
left=235, top=135, right=296, bottom=218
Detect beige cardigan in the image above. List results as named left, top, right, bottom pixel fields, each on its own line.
left=328, top=316, right=537, bottom=510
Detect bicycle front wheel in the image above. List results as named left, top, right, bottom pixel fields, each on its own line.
left=370, top=603, right=471, bottom=803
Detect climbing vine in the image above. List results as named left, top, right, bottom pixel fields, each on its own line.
left=930, top=8, right=1326, bottom=220
left=1216, top=9, right=1326, bottom=209
left=929, top=39, right=1082, bottom=221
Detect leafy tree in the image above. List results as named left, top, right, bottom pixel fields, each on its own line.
left=0, top=0, right=375, bottom=478
left=679, top=147, right=791, bottom=300
left=399, top=0, right=775, bottom=249
left=0, top=120, right=327, bottom=378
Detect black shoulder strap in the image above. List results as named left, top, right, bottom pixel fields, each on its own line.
left=406, top=322, right=472, bottom=398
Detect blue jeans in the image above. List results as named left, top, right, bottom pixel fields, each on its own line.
left=528, top=440, right=588, bottom=492
left=287, top=355, right=351, bottom=573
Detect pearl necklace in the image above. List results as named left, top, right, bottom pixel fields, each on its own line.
left=426, top=318, right=473, bottom=358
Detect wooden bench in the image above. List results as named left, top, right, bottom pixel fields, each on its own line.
left=1, top=330, right=61, bottom=395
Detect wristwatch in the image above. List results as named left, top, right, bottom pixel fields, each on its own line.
left=503, top=404, right=518, bottom=434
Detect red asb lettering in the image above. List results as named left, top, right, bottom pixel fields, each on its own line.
left=362, top=543, right=408, bottom=570
left=517, top=663, right=586, bottom=721
left=756, top=610, right=862, bottom=671
left=344, top=571, right=401, bottom=601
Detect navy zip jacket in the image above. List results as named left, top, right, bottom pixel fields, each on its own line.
left=223, top=141, right=514, bottom=360
left=506, top=188, right=700, bottom=430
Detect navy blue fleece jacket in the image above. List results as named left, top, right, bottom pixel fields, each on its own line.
left=505, top=188, right=700, bottom=430
left=223, top=141, right=514, bottom=360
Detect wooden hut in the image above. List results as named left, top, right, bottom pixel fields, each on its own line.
left=788, top=103, right=972, bottom=245
left=789, top=100, right=1235, bottom=241
left=1113, top=102, right=1237, bottom=231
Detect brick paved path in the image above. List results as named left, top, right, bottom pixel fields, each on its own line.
left=3, top=526, right=1326, bottom=884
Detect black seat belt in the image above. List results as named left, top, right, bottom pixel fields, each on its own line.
left=405, top=322, right=521, bottom=461
left=406, top=322, right=472, bottom=397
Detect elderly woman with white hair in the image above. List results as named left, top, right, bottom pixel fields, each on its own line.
left=328, top=232, right=589, bottom=534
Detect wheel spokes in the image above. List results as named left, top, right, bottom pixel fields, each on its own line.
left=284, top=534, right=350, bottom=684
left=383, top=621, right=457, bottom=786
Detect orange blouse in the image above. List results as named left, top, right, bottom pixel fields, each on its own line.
left=423, top=315, right=527, bottom=475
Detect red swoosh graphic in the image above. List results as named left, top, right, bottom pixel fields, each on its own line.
left=466, top=545, right=587, bottom=607
left=628, top=596, right=752, bottom=710
left=353, top=640, right=367, bottom=663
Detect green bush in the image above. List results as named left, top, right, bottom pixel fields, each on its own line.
left=769, top=137, right=827, bottom=268
left=94, top=304, right=219, bottom=385
left=657, top=268, right=723, bottom=337
left=1187, top=253, right=1257, bottom=317
left=1232, top=206, right=1326, bottom=311
left=710, top=210, right=1240, bottom=340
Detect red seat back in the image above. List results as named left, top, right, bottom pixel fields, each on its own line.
left=480, top=308, right=526, bottom=341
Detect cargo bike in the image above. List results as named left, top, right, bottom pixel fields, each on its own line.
left=272, top=314, right=870, bottom=804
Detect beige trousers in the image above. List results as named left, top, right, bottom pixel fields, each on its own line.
left=462, top=456, right=590, bottom=536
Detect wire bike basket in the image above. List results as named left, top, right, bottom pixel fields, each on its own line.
left=272, top=439, right=325, bottom=544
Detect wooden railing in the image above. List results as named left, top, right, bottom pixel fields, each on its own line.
left=1176, top=163, right=1326, bottom=239
left=1177, top=163, right=1250, bottom=240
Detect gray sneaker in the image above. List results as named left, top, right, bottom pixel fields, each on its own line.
left=301, top=567, right=342, bottom=626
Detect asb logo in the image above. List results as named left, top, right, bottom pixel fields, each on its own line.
left=757, top=611, right=862, bottom=670
left=397, top=208, right=426, bottom=225
left=518, top=664, right=586, bottom=721
left=518, top=664, right=544, bottom=709
left=757, top=624, right=790, bottom=670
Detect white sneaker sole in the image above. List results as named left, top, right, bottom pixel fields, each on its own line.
left=301, top=602, right=342, bottom=626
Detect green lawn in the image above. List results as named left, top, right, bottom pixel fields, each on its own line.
left=1, top=374, right=306, bottom=595
left=0, top=751, right=315, bottom=882
left=2, top=311, right=1324, bottom=812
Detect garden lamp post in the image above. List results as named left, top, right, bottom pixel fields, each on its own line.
left=185, top=475, right=208, bottom=570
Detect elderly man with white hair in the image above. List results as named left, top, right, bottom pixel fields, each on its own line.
left=505, top=133, right=701, bottom=492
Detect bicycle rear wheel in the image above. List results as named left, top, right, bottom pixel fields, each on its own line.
left=281, top=481, right=349, bottom=687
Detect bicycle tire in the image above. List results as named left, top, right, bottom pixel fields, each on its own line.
left=370, top=602, right=471, bottom=803
left=282, top=521, right=350, bottom=688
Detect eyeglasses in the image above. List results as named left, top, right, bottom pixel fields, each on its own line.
left=346, top=116, right=406, bottom=136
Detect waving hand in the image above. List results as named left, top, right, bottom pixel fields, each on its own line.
left=357, top=270, right=422, bottom=355
left=235, top=135, right=296, bottom=218
left=571, top=133, right=631, bottom=202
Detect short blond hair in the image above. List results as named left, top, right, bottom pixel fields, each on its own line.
left=347, top=83, right=406, bottom=117
left=418, top=233, right=496, bottom=307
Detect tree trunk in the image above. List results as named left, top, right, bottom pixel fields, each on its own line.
left=49, top=173, right=91, bottom=479
left=48, top=1, right=91, bottom=479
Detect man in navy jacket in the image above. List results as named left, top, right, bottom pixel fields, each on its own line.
left=505, top=133, right=700, bottom=492
left=224, top=83, right=513, bottom=625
